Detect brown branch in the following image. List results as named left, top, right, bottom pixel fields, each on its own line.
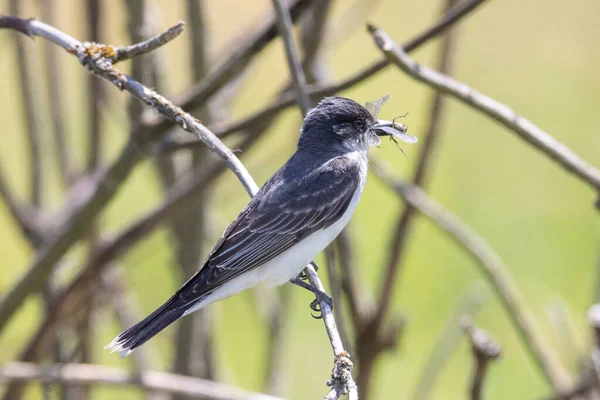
left=461, top=316, right=501, bottom=400
left=0, top=362, right=284, bottom=400
left=368, top=24, right=600, bottom=193
left=412, top=283, right=486, bottom=400
left=372, top=160, right=569, bottom=390
left=9, top=0, right=44, bottom=206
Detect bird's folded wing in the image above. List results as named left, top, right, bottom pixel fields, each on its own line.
left=176, top=158, right=361, bottom=304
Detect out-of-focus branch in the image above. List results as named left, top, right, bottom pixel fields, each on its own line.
left=375, top=0, right=460, bottom=330
left=101, top=266, right=162, bottom=375
left=9, top=0, right=44, bottom=207
left=368, top=24, right=600, bottom=193
left=86, top=0, right=102, bottom=174
left=0, top=167, right=44, bottom=245
left=461, top=316, right=501, bottom=400
left=0, top=17, right=255, bottom=334
left=42, top=0, right=74, bottom=186
left=167, top=0, right=217, bottom=394
left=0, top=362, right=284, bottom=400
left=412, top=284, right=486, bottom=400
left=16, top=121, right=261, bottom=366
left=271, top=0, right=311, bottom=114
left=154, top=0, right=489, bottom=150
left=372, top=160, right=569, bottom=390
left=545, top=304, right=600, bottom=400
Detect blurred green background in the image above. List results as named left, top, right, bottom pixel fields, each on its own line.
left=1, top=0, right=599, bottom=399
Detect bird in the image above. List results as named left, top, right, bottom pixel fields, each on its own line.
left=106, top=96, right=417, bottom=356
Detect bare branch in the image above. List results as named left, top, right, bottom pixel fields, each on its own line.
left=368, top=24, right=600, bottom=193
left=412, top=284, right=486, bottom=400
left=0, top=362, right=284, bottom=400
left=371, top=160, right=569, bottom=389
left=304, top=265, right=358, bottom=400
left=271, top=0, right=311, bottom=114
left=376, top=0, right=461, bottom=338
left=9, top=0, right=45, bottom=206
left=112, top=21, right=184, bottom=63
left=461, top=316, right=501, bottom=400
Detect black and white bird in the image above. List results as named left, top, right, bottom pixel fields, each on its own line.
left=107, top=96, right=417, bottom=356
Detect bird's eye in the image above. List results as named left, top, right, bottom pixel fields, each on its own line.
left=354, top=119, right=365, bottom=130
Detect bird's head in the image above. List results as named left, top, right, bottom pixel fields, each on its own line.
left=298, top=96, right=417, bottom=154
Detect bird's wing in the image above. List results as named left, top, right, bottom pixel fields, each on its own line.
left=177, top=156, right=362, bottom=305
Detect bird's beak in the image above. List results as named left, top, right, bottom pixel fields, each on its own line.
left=370, top=120, right=418, bottom=144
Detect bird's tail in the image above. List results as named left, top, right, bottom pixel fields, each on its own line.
left=105, top=295, right=188, bottom=357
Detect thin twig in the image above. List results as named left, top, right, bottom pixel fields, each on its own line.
left=461, top=316, right=501, bottom=400
left=112, top=21, right=184, bottom=62
left=372, top=160, right=569, bottom=390
left=0, top=362, right=284, bottom=400
left=271, top=0, right=311, bottom=115
left=368, top=24, right=600, bottom=193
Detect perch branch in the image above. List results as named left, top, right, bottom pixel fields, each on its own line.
left=368, top=24, right=600, bottom=193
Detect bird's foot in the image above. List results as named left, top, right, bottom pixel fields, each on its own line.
left=290, top=274, right=333, bottom=319
left=298, top=262, right=319, bottom=281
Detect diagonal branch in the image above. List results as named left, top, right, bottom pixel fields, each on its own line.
left=368, top=24, right=600, bottom=193
left=372, top=160, right=569, bottom=390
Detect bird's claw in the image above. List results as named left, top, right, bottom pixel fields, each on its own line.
left=310, top=291, right=333, bottom=319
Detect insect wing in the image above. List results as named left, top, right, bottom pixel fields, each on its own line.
left=378, top=126, right=418, bottom=143
left=365, top=94, right=391, bottom=118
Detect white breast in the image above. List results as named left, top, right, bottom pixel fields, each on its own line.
left=184, top=153, right=368, bottom=316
